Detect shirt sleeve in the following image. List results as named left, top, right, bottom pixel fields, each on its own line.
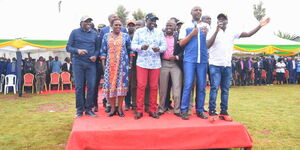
left=100, top=34, right=108, bottom=59
left=158, top=31, right=167, bottom=53
left=131, top=29, right=142, bottom=52
left=66, top=30, right=78, bottom=54
left=179, top=25, right=186, bottom=40
left=234, top=31, right=242, bottom=39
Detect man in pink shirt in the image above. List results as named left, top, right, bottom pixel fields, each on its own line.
left=158, top=20, right=183, bottom=117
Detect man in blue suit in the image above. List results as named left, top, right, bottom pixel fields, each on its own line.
left=287, top=56, right=298, bottom=84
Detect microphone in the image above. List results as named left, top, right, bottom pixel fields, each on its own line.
left=193, top=21, right=198, bottom=28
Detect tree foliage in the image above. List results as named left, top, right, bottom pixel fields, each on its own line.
left=132, top=9, right=146, bottom=20
left=275, top=31, right=298, bottom=41
left=115, top=5, right=129, bottom=26
left=253, top=1, right=266, bottom=21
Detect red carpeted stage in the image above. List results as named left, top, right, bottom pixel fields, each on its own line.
left=66, top=109, right=253, bottom=150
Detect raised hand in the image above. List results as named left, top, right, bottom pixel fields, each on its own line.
left=260, top=17, right=270, bottom=27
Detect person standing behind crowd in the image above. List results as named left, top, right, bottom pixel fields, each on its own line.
left=99, top=14, right=128, bottom=113
left=158, top=20, right=183, bottom=117
left=296, top=58, right=300, bottom=84
left=23, top=57, right=35, bottom=74
left=51, top=56, right=61, bottom=73
left=66, top=15, right=99, bottom=118
left=179, top=6, right=209, bottom=120
left=35, top=56, right=47, bottom=94
left=124, top=20, right=136, bottom=111
left=245, top=57, right=253, bottom=86
left=6, top=57, right=17, bottom=76
left=46, top=56, right=53, bottom=85
left=264, top=57, right=275, bottom=85
left=253, top=57, right=263, bottom=86
left=131, top=13, right=167, bottom=119
left=287, top=56, right=297, bottom=84
left=100, top=18, right=132, bottom=117
left=206, top=13, right=270, bottom=121
left=62, top=57, right=72, bottom=73
left=276, top=58, right=286, bottom=85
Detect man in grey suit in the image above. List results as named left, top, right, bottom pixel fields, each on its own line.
left=35, top=56, right=47, bottom=94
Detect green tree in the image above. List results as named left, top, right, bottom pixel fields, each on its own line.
left=115, top=5, right=129, bottom=26
left=132, top=9, right=146, bottom=20
left=253, top=1, right=266, bottom=21
left=275, top=30, right=298, bottom=41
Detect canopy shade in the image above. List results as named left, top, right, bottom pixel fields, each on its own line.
left=0, top=39, right=67, bottom=52
left=234, top=29, right=300, bottom=56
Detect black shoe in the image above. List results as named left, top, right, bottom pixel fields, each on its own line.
left=94, top=106, right=98, bottom=112
left=149, top=112, right=159, bottom=119
left=85, top=110, right=98, bottom=117
left=107, top=109, right=117, bottom=117
left=134, top=112, right=143, bottom=120
left=209, top=111, right=218, bottom=116
left=117, top=109, right=125, bottom=117
left=124, top=105, right=130, bottom=111
left=174, top=113, right=182, bottom=117
left=105, top=106, right=111, bottom=113
left=157, top=112, right=164, bottom=116
left=181, top=112, right=189, bottom=120
left=74, top=112, right=83, bottom=118
left=220, top=110, right=229, bottom=115
left=196, top=111, right=208, bottom=119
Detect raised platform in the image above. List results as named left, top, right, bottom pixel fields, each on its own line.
left=66, top=109, right=253, bottom=150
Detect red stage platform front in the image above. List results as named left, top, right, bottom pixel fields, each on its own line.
left=66, top=110, right=253, bottom=150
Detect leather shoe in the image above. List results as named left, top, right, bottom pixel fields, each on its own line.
left=124, top=105, right=130, bottom=111
left=149, top=112, right=159, bottom=119
left=117, top=109, right=125, bottom=117
left=157, top=112, right=164, bottom=116
left=174, top=113, right=182, bottom=117
left=181, top=112, right=189, bottom=120
left=105, top=106, right=111, bottom=113
left=85, top=110, right=98, bottom=117
left=74, top=112, right=83, bottom=118
left=134, top=112, right=143, bottom=120
left=107, top=110, right=117, bottom=117
left=196, top=111, right=208, bottom=119
left=94, top=106, right=98, bottom=112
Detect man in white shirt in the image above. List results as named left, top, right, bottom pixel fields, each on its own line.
left=206, top=13, right=270, bottom=121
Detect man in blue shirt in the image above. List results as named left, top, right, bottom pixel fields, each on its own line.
left=179, top=6, right=209, bottom=120
left=66, top=15, right=99, bottom=118
left=51, top=56, right=61, bottom=73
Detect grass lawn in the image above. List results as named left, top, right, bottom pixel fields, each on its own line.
left=0, top=85, right=299, bottom=150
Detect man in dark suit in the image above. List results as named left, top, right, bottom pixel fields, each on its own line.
left=97, top=14, right=128, bottom=113
left=244, top=57, right=253, bottom=86
left=236, top=58, right=246, bottom=86
left=253, top=57, right=263, bottom=86
left=264, top=57, right=275, bottom=85
left=46, top=56, right=53, bottom=85
left=287, top=56, right=297, bottom=84
left=61, top=57, right=72, bottom=73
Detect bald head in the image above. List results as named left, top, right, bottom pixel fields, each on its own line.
left=201, top=15, right=211, bottom=25
left=191, top=6, right=202, bottom=21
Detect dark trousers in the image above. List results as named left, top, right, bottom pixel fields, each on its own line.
left=73, top=60, right=96, bottom=113
left=246, top=70, right=252, bottom=85
left=254, top=70, right=262, bottom=85
left=266, top=70, right=273, bottom=84
left=93, top=60, right=102, bottom=108
left=289, top=70, right=297, bottom=84
left=238, top=71, right=246, bottom=86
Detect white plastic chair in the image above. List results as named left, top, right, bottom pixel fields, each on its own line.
left=0, top=74, right=5, bottom=92
left=4, top=74, right=17, bottom=95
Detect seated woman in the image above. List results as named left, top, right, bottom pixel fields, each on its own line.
left=100, top=18, right=132, bottom=117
